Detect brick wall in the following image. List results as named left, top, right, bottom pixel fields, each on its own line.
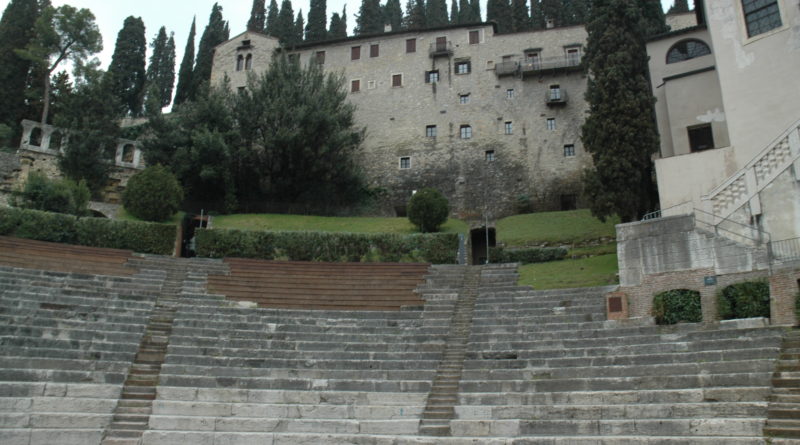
left=769, top=266, right=800, bottom=326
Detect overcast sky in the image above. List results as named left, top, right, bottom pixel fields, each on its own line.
left=0, top=0, right=677, bottom=74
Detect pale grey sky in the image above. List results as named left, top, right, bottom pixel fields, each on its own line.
left=0, top=0, right=677, bottom=74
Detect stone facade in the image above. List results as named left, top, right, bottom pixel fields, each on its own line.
left=211, top=24, right=591, bottom=218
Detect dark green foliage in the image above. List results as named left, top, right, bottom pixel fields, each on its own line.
left=407, top=188, right=449, bottom=233
left=489, top=246, right=567, bottom=264
left=469, top=0, right=482, bottom=21
left=405, top=0, right=426, bottom=29
left=653, top=289, right=702, bottom=325
left=275, top=0, right=296, bottom=44
left=0, top=207, right=176, bottom=255
left=487, top=0, right=512, bottom=33
left=328, top=6, right=348, bottom=38
left=580, top=0, right=660, bottom=223
left=106, top=16, right=147, bottom=117
left=145, top=27, right=176, bottom=109
left=266, top=0, right=280, bottom=36
left=638, top=0, right=669, bottom=36
left=305, top=0, right=327, bottom=41
left=457, top=0, right=470, bottom=23
left=123, top=165, right=183, bottom=222
left=356, top=0, right=384, bottom=35
left=294, top=10, right=305, bottom=44
left=450, top=0, right=458, bottom=23
left=530, top=0, right=545, bottom=29
left=0, top=124, right=12, bottom=148
left=194, top=228, right=458, bottom=264
left=248, top=0, right=267, bottom=31
left=11, top=171, right=90, bottom=216
left=717, top=279, right=771, bottom=320
left=192, top=4, right=229, bottom=100
left=173, top=18, right=195, bottom=108
left=48, top=71, right=72, bottom=125
left=384, top=0, right=404, bottom=31
left=511, top=0, right=529, bottom=31
left=541, top=0, right=561, bottom=25
left=0, top=0, right=41, bottom=132
left=668, top=0, right=690, bottom=14
left=426, top=0, right=449, bottom=27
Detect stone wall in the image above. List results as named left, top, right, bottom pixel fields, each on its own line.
left=769, top=265, right=800, bottom=326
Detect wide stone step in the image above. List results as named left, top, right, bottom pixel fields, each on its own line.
left=157, top=374, right=432, bottom=392
left=454, top=401, right=767, bottom=419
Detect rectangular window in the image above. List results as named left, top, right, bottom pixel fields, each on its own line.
left=426, top=70, right=439, bottom=83
left=549, top=85, right=561, bottom=101
left=547, top=118, right=556, bottom=130
left=237, top=86, right=246, bottom=94
left=351, top=46, right=361, bottom=60
left=469, top=30, right=479, bottom=44
left=370, top=43, right=380, bottom=58
left=455, top=61, right=471, bottom=74
left=406, top=38, right=416, bottom=53
left=460, top=125, right=472, bottom=139
left=367, top=80, right=376, bottom=89
left=485, top=150, right=495, bottom=161
left=506, top=89, right=515, bottom=99
left=564, top=144, right=575, bottom=157
left=426, top=125, right=437, bottom=137
left=566, top=48, right=581, bottom=66
left=392, top=74, right=403, bottom=87
left=435, top=36, right=447, bottom=52
left=351, top=79, right=360, bottom=93
left=688, top=124, right=715, bottom=152
left=504, top=121, right=513, bottom=135
left=315, top=51, right=325, bottom=65
left=742, top=0, right=782, bottom=37
left=399, top=157, right=411, bottom=169
left=245, top=54, right=253, bottom=70
left=459, top=94, right=470, bottom=104
left=525, top=52, right=540, bottom=69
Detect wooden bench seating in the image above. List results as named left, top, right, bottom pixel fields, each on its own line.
left=0, top=236, right=137, bottom=276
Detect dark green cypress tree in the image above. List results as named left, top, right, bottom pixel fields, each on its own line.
left=384, top=0, right=404, bottom=31
left=305, top=0, right=327, bottom=41
left=638, top=0, right=668, bottom=36
left=580, top=0, right=660, bottom=222
left=293, top=10, right=305, bottom=44
left=266, top=0, right=279, bottom=36
left=248, top=0, right=266, bottom=31
left=426, top=0, right=448, bottom=27
left=328, top=9, right=347, bottom=38
left=487, top=0, right=512, bottom=33
left=405, top=0, right=426, bottom=29
left=457, top=0, right=470, bottom=23
left=276, top=0, right=296, bottom=44
left=173, top=17, right=195, bottom=108
left=450, top=0, right=459, bottom=22
left=356, top=0, right=384, bottom=35
left=511, top=0, right=529, bottom=31
left=192, top=3, right=228, bottom=99
left=106, top=16, right=147, bottom=117
left=0, top=0, right=41, bottom=131
left=469, top=0, right=482, bottom=21
left=541, top=0, right=561, bottom=26
left=145, top=27, right=176, bottom=109
left=668, top=0, right=690, bottom=14
left=530, top=0, right=545, bottom=29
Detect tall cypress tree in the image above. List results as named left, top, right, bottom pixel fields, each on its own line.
left=457, top=0, right=470, bottom=23
left=275, top=0, right=296, bottom=44
left=469, top=0, right=482, bottom=21
left=487, top=0, right=512, bottom=33
left=511, top=0, right=529, bottom=31
left=638, top=0, right=668, bottom=36
left=541, top=0, right=561, bottom=26
left=293, top=10, right=305, bottom=44
left=248, top=0, right=266, bottom=31
left=384, top=0, right=404, bottom=31
left=668, top=0, right=690, bottom=14
left=328, top=5, right=348, bottom=38
left=173, top=17, right=195, bottom=108
left=0, top=0, right=41, bottom=131
left=145, top=27, right=176, bottom=109
left=356, top=0, right=384, bottom=35
left=580, top=0, right=660, bottom=222
left=426, top=0, right=449, bottom=27
left=530, top=0, right=545, bottom=29
left=106, top=16, right=147, bottom=117
left=192, top=3, right=228, bottom=100
left=405, top=0, right=426, bottom=29
left=266, top=0, right=279, bottom=36
left=305, top=0, right=326, bottom=41
left=450, top=0, right=459, bottom=23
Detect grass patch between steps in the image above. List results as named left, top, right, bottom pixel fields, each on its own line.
left=497, top=209, right=618, bottom=246
left=116, top=207, right=185, bottom=225
left=518, top=254, right=619, bottom=290
left=211, top=213, right=468, bottom=234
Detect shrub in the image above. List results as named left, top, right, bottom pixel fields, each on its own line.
left=652, top=289, right=702, bottom=325
left=489, top=246, right=567, bottom=264
left=195, top=228, right=459, bottom=264
left=123, top=165, right=183, bottom=222
left=11, top=171, right=90, bottom=216
left=407, top=188, right=449, bottom=233
left=717, top=279, right=771, bottom=320
left=0, top=207, right=175, bottom=255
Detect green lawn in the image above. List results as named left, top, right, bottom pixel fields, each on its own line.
left=115, top=208, right=185, bottom=225
left=518, top=254, right=619, bottom=289
left=211, top=213, right=468, bottom=234
left=497, top=209, right=619, bottom=247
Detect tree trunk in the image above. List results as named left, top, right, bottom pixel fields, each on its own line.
left=40, top=71, right=51, bottom=125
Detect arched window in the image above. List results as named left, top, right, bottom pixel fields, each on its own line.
left=29, top=127, right=43, bottom=147
left=236, top=55, right=244, bottom=71
left=122, top=144, right=135, bottom=163
left=666, top=39, right=711, bottom=64
left=245, top=54, right=253, bottom=70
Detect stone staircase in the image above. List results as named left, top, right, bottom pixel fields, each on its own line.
left=764, top=328, right=800, bottom=439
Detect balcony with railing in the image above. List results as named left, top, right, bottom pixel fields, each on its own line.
left=494, top=55, right=583, bottom=77
left=429, top=41, right=453, bottom=57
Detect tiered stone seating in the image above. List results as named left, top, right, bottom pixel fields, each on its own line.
left=207, top=258, right=430, bottom=310
left=455, top=271, right=786, bottom=443
left=0, top=236, right=136, bottom=276
left=0, top=263, right=164, bottom=445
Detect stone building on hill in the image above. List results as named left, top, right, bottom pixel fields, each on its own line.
left=210, top=23, right=591, bottom=219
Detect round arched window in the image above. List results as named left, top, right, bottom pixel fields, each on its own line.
left=666, top=39, right=711, bottom=64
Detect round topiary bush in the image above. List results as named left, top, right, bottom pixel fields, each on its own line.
left=123, top=165, right=183, bottom=222
left=717, top=279, right=771, bottom=320
left=652, top=289, right=702, bottom=325
left=407, top=188, right=449, bottom=233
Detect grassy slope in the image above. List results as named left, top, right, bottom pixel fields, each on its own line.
left=518, top=254, right=619, bottom=290
left=116, top=208, right=185, bottom=225
left=497, top=209, right=619, bottom=246
left=212, top=213, right=468, bottom=234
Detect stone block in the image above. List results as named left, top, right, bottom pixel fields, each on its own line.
left=213, top=432, right=275, bottom=445
left=0, top=429, right=30, bottom=445
left=358, top=419, right=419, bottom=434
left=142, top=431, right=215, bottom=445
left=30, top=429, right=103, bottom=445
left=149, top=415, right=216, bottom=431
left=215, top=417, right=282, bottom=432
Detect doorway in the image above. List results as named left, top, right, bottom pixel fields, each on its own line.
left=470, top=227, right=496, bottom=265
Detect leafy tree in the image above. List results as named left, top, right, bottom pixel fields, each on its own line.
left=266, top=0, right=279, bottom=36
left=173, top=17, right=195, bottom=108
left=248, top=0, right=266, bottom=31
left=305, top=0, right=327, bottom=41
left=123, top=165, right=183, bottom=222
left=638, top=0, right=669, bottom=36
left=530, top=0, right=545, bottom=29
left=19, top=4, right=102, bottom=124
left=356, top=0, right=384, bottom=35
left=487, top=0, right=512, bottom=33
left=541, top=0, right=561, bottom=26
left=426, top=0, right=449, bottom=27
left=580, top=0, right=660, bottom=222
left=275, top=0, right=296, bottom=44
left=511, top=0, right=529, bottom=31
left=293, top=10, right=305, bottom=44
left=328, top=6, right=348, bottom=38
left=192, top=3, right=229, bottom=100
left=384, top=0, right=404, bottom=31
left=0, top=0, right=42, bottom=133
left=48, top=70, right=72, bottom=125
left=11, top=171, right=90, bottom=216
left=106, top=16, right=147, bottom=116
left=407, top=188, right=449, bottom=233
left=668, top=0, right=690, bottom=14
left=404, top=0, right=426, bottom=29
left=145, top=28, right=176, bottom=109
left=450, top=0, right=459, bottom=23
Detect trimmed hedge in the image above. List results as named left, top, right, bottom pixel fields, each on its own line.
left=489, top=246, right=567, bottom=264
left=195, top=228, right=459, bottom=264
left=0, top=207, right=176, bottom=255
left=652, top=289, right=703, bottom=325
left=717, top=279, right=771, bottom=320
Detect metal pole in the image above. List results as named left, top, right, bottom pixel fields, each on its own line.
left=485, top=213, right=490, bottom=264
